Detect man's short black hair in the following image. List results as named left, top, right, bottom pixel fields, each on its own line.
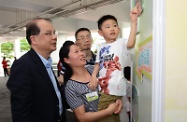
left=75, top=28, right=91, bottom=40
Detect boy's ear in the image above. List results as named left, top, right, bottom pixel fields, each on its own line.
left=98, top=30, right=103, bottom=36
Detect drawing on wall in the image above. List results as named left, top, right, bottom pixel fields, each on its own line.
left=135, top=36, right=152, bottom=82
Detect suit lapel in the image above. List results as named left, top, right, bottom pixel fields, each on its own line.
left=28, top=49, right=58, bottom=97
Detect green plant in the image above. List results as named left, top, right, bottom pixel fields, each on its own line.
left=1, top=38, right=30, bottom=61
left=1, top=42, right=14, bottom=55
left=20, top=38, right=30, bottom=52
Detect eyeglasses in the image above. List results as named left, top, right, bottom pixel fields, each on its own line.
left=77, top=35, right=92, bottom=41
left=40, top=31, right=58, bottom=36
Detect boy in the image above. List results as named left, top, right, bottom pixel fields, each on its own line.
left=89, top=4, right=141, bottom=122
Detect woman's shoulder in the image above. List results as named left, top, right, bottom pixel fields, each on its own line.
left=65, top=79, right=90, bottom=96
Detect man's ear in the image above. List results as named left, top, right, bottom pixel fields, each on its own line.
left=98, top=30, right=103, bottom=36
left=30, top=35, right=37, bottom=45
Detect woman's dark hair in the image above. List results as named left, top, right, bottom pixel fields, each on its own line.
left=59, top=40, right=75, bottom=84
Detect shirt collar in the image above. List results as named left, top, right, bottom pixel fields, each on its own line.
left=86, top=51, right=96, bottom=65
left=37, top=53, right=52, bottom=68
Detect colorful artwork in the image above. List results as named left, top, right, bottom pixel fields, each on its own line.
left=135, top=36, right=152, bottom=81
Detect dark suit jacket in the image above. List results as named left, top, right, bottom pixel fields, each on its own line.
left=7, top=48, right=67, bottom=122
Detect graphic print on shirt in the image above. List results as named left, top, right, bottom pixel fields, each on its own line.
left=99, top=45, right=122, bottom=94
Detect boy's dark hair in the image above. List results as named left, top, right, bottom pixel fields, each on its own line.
left=75, top=28, right=91, bottom=40
left=26, top=18, right=52, bottom=45
left=124, top=66, right=131, bottom=81
left=97, top=15, right=118, bottom=30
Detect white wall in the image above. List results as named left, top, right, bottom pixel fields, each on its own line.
left=165, top=0, right=187, bottom=121
left=51, top=35, right=68, bottom=63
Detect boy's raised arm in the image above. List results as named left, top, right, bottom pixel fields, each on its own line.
left=127, top=4, right=141, bottom=48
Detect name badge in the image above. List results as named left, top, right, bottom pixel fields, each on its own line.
left=85, top=91, right=99, bottom=102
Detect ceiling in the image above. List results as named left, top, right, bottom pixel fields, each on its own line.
left=0, top=0, right=130, bottom=43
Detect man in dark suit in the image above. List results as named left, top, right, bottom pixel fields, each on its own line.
left=7, top=18, right=67, bottom=122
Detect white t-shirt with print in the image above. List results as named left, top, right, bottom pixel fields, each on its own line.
left=96, top=38, right=132, bottom=96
